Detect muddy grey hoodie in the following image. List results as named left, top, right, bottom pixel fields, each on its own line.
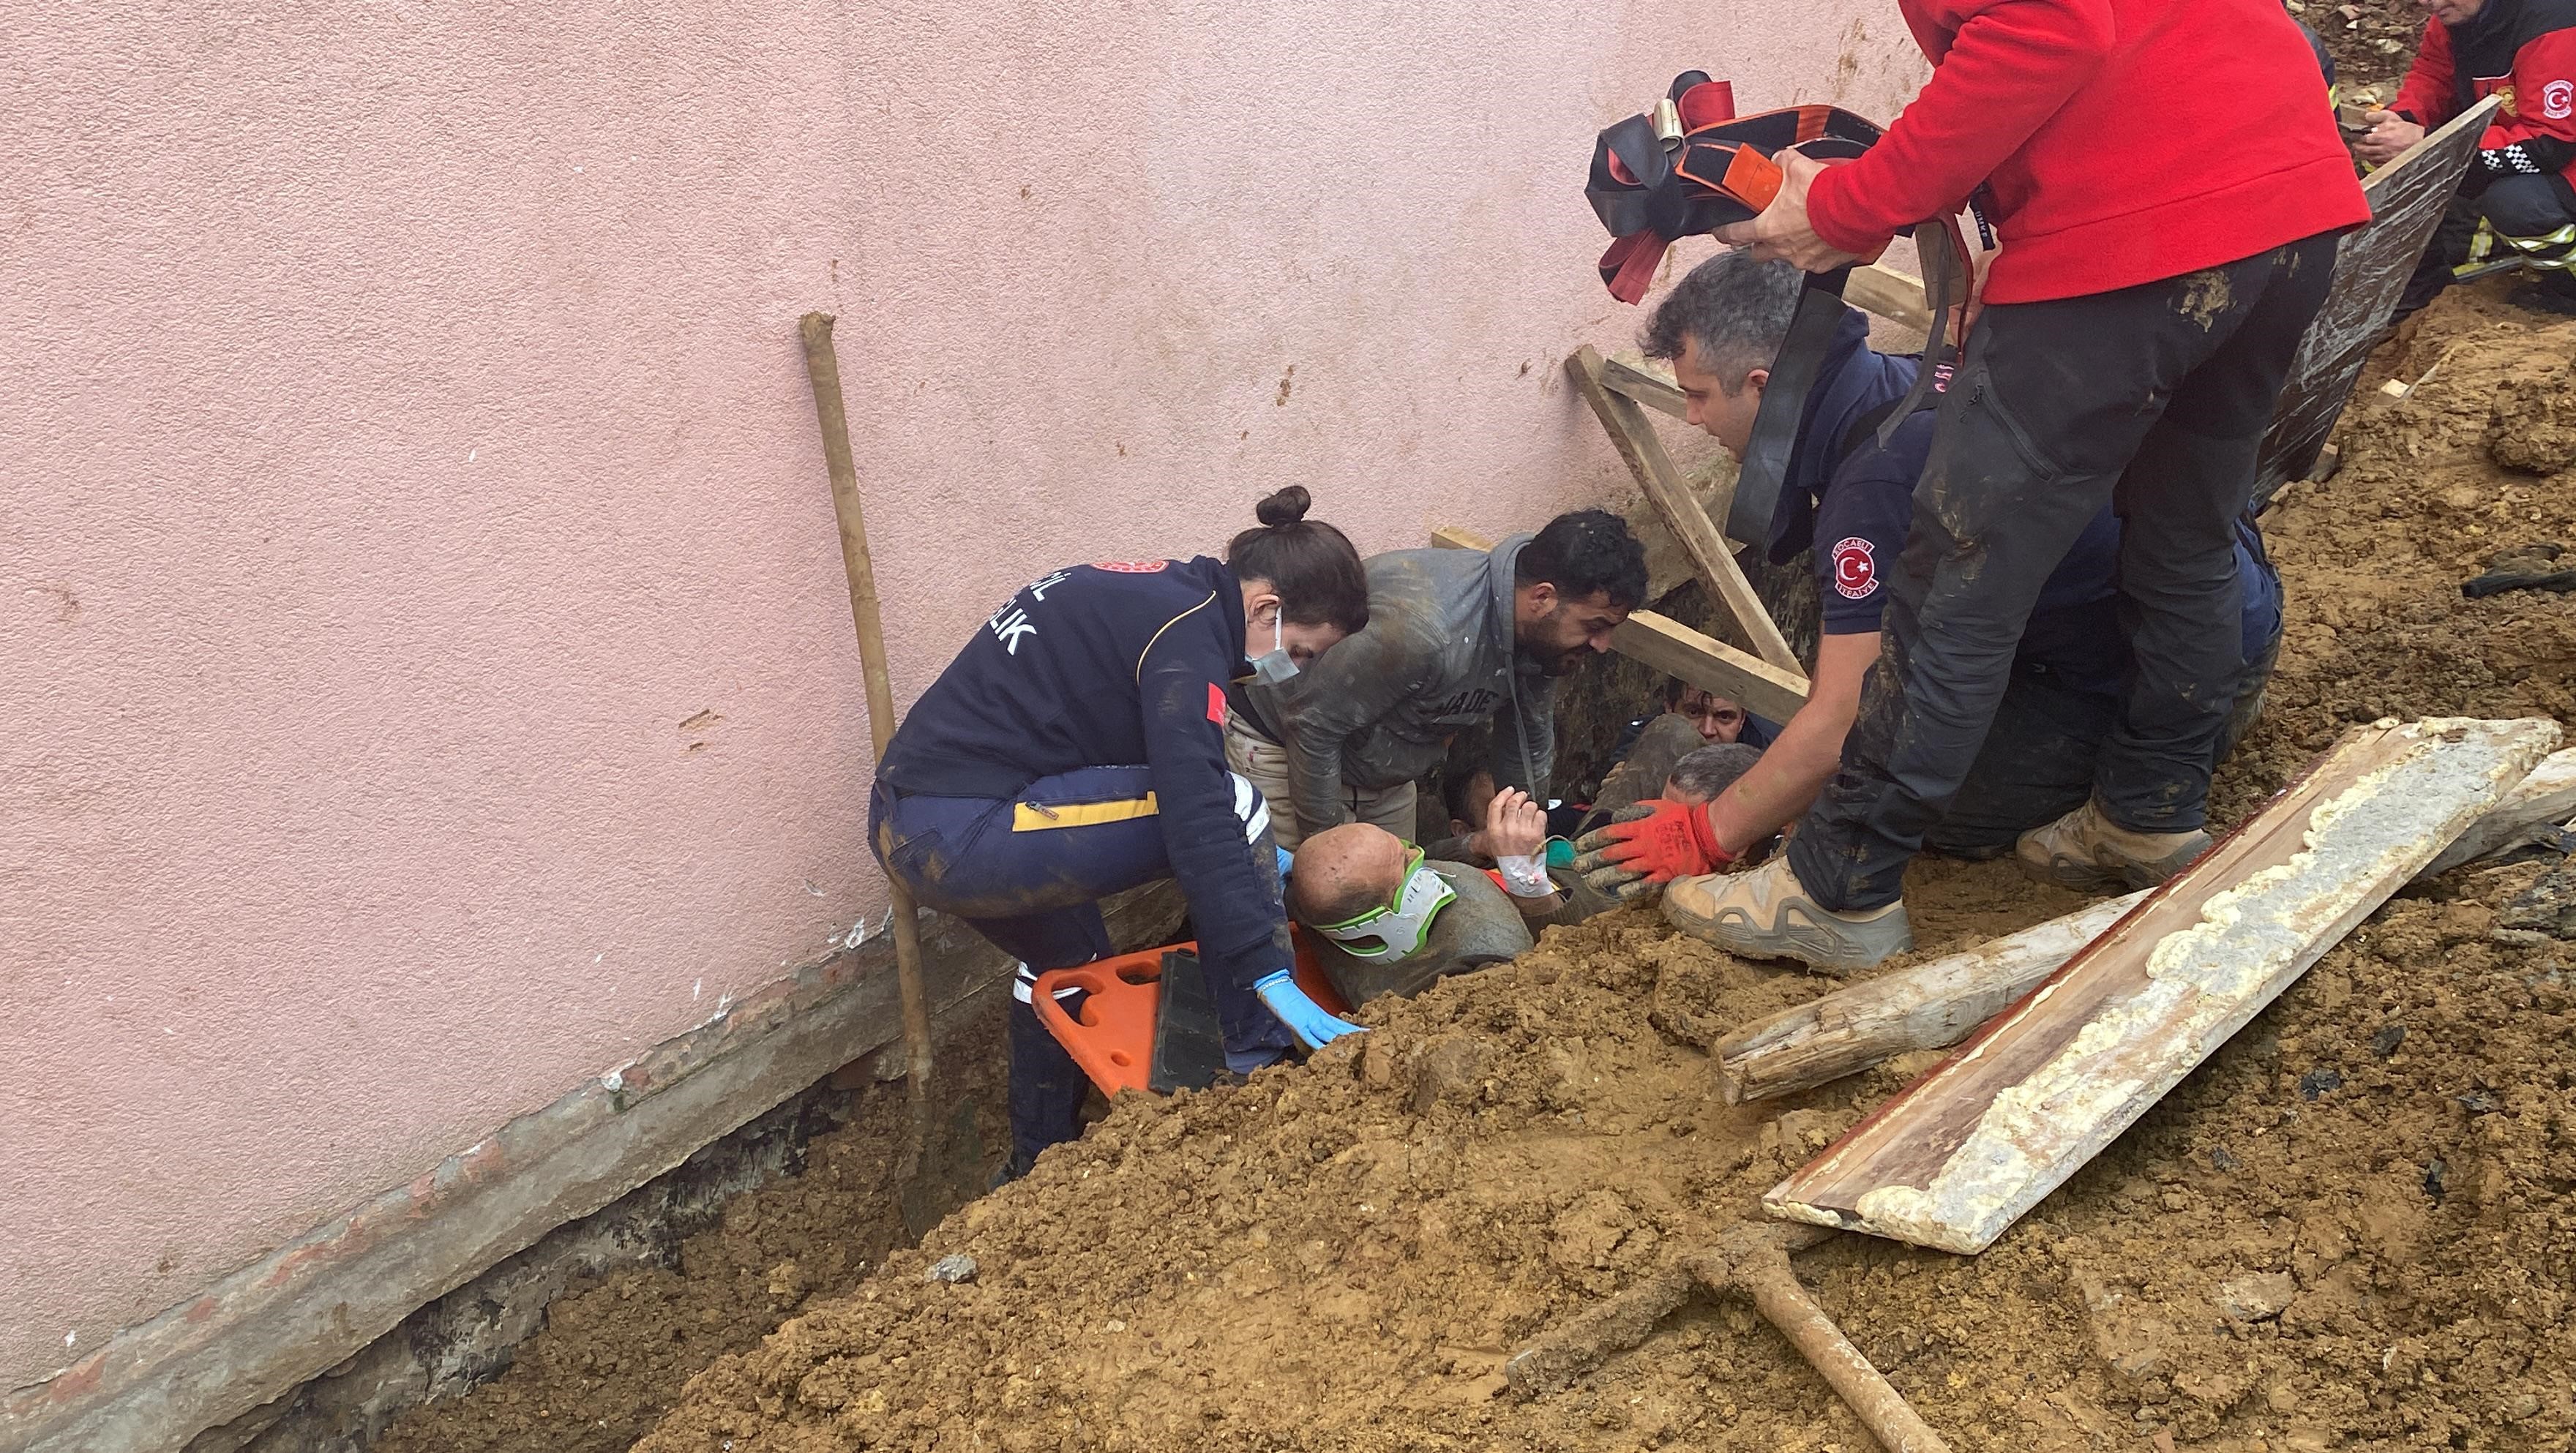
left=1243, top=535, right=1555, bottom=836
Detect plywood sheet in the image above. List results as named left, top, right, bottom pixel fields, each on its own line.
left=1765, top=716, right=2561, bottom=1254
left=2253, top=97, right=2499, bottom=506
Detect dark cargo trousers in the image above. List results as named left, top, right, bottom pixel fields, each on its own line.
left=2400, top=173, right=2576, bottom=316
left=869, top=765, right=1292, bottom=1170
left=1789, top=233, right=2340, bottom=913
left=1925, top=631, right=2280, bottom=858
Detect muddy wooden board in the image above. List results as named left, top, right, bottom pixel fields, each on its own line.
left=1716, top=744, right=2576, bottom=1103
left=1566, top=345, right=1802, bottom=672
left=1765, top=716, right=2561, bottom=1254
left=1717, top=890, right=2146, bottom=1104
left=2253, top=97, right=2499, bottom=506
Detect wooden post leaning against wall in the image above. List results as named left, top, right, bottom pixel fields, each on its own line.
left=798, top=311, right=937, bottom=1182
left=1565, top=345, right=1802, bottom=675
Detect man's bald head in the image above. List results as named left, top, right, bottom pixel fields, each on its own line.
left=1288, top=822, right=1412, bottom=926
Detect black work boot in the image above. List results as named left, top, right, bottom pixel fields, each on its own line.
left=2508, top=270, right=2576, bottom=317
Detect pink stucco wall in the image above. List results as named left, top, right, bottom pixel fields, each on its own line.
left=0, top=0, right=1926, bottom=1392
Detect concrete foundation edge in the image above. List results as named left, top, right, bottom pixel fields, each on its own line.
left=1, top=885, right=1186, bottom=1453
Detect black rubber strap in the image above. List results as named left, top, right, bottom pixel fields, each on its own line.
left=1726, top=265, right=1851, bottom=550
left=1873, top=221, right=1963, bottom=451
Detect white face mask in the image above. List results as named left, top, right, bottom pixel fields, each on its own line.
left=1250, top=611, right=1299, bottom=686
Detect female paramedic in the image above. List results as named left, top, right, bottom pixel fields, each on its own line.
left=869, top=487, right=1373, bottom=1181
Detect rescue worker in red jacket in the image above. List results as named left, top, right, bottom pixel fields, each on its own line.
left=1590, top=0, right=2370, bottom=972
left=2363, top=0, right=2576, bottom=315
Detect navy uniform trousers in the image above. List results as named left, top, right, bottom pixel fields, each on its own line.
left=1789, top=232, right=2340, bottom=912
left=869, top=765, right=1288, bottom=1168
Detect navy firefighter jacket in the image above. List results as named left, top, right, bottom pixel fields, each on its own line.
left=1776, top=309, right=2279, bottom=699
left=877, top=555, right=1291, bottom=989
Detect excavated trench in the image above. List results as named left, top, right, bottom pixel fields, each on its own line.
left=382, top=283, right=2576, bottom=1453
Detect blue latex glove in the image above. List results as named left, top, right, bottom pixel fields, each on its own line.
left=1254, top=969, right=1366, bottom=1050
left=1276, top=844, right=1296, bottom=885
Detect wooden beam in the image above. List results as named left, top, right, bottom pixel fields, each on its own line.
left=1717, top=890, right=2147, bottom=1105
left=1599, top=353, right=1685, bottom=419
left=1567, top=345, right=1802, bottom=674
left=1715, top=745, right=2576, bottom=1103
left=1610, top=612, right=1811, bottom=724
left=1432, top=527, right=1811, bottom=723
left=1843, top=263, right=1931, bottom=332
left=1764, top=716, right=2562, bottom=1254
left=2420, top=745, right=2576, bottom=876
left=1595, top=354, right=1735, bottom=569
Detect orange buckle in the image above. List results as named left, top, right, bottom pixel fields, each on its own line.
left=1032, top=927, right=1351, bottom=1096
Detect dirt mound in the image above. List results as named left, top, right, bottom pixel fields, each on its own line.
left=2487, top=358, right=2576, bottom=476
left=630, top=882, right=2089, bottom=1453
left=2311, top=0, right=2425, bottom=97
left=618, top=289, right=2576, bottom=1453
left=372, top=1006, right=1011, bottom=1453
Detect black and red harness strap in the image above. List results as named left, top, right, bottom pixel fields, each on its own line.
left=1587, top=72, right=1978, bottom=557
left=1587, top=74, right=1884, bottom=303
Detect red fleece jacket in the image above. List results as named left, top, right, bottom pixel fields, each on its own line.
left=1808, top=0, right=2370, bottom=304
left=2392, top=3, right=2576, bottom=183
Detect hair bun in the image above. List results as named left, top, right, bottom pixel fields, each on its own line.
left=1254, top=485, right=1312, bottom=528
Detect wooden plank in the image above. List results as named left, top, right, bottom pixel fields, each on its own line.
left=2420, top=745, right=2576, bottom=876
left=1716, top=747, right=2576, bottom=1103
left=1843, top=263, right=1931, bottom=332
left=1567, top=346, right=1803, bottom=674
left=1610, top=612, right=1811, bottom=724
left=1433, top=527, right=1811, bottom=722
left=1764, top=716, right=2561, bottom=1254
left=2252, top=97, right=2500, bottom=507
left=1717, top=891, right=2147, bottom=1104
left=1598, top=353, right=1734, bottom=536
left=1600, top=353, right=1685, bottom=419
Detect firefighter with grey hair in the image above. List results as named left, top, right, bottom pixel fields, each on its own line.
left=1574, top=250, right=2285, bottom=969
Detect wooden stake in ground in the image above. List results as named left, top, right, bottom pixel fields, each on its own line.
left=798, top=311, right=937, bottom=1183
left=1715, top=743, right=2576, bottom=1103
left=1508, top=1223, right=1953, bottom=1453
left=1767, top=716, right=2561, bottom=1254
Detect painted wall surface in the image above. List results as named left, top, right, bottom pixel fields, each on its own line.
left=0, top=0, right=1926, bottom=1392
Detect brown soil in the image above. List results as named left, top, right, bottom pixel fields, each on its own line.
left=2308, top=0, right=2425, bottom=99
left=393, top=287, right=2576, bottom=1453
left=372, top=1002, right=1011, bottom=1453
left=610, top=293, right=2576, bottom=1452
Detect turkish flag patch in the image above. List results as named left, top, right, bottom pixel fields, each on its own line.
left=1831, top=537, right=1879, bottom=600
left=1208, top=682, right=1229, bottom=724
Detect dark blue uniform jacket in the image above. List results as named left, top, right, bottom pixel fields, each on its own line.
left=1775, top=309, right=2281, bottom=699
left=877, top=556, right=1289, bottom=988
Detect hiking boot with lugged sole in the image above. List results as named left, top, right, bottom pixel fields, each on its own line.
left=2015, top=798, right=2212, bottom=893
left=1661, top=856, right=1912, bottom=975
